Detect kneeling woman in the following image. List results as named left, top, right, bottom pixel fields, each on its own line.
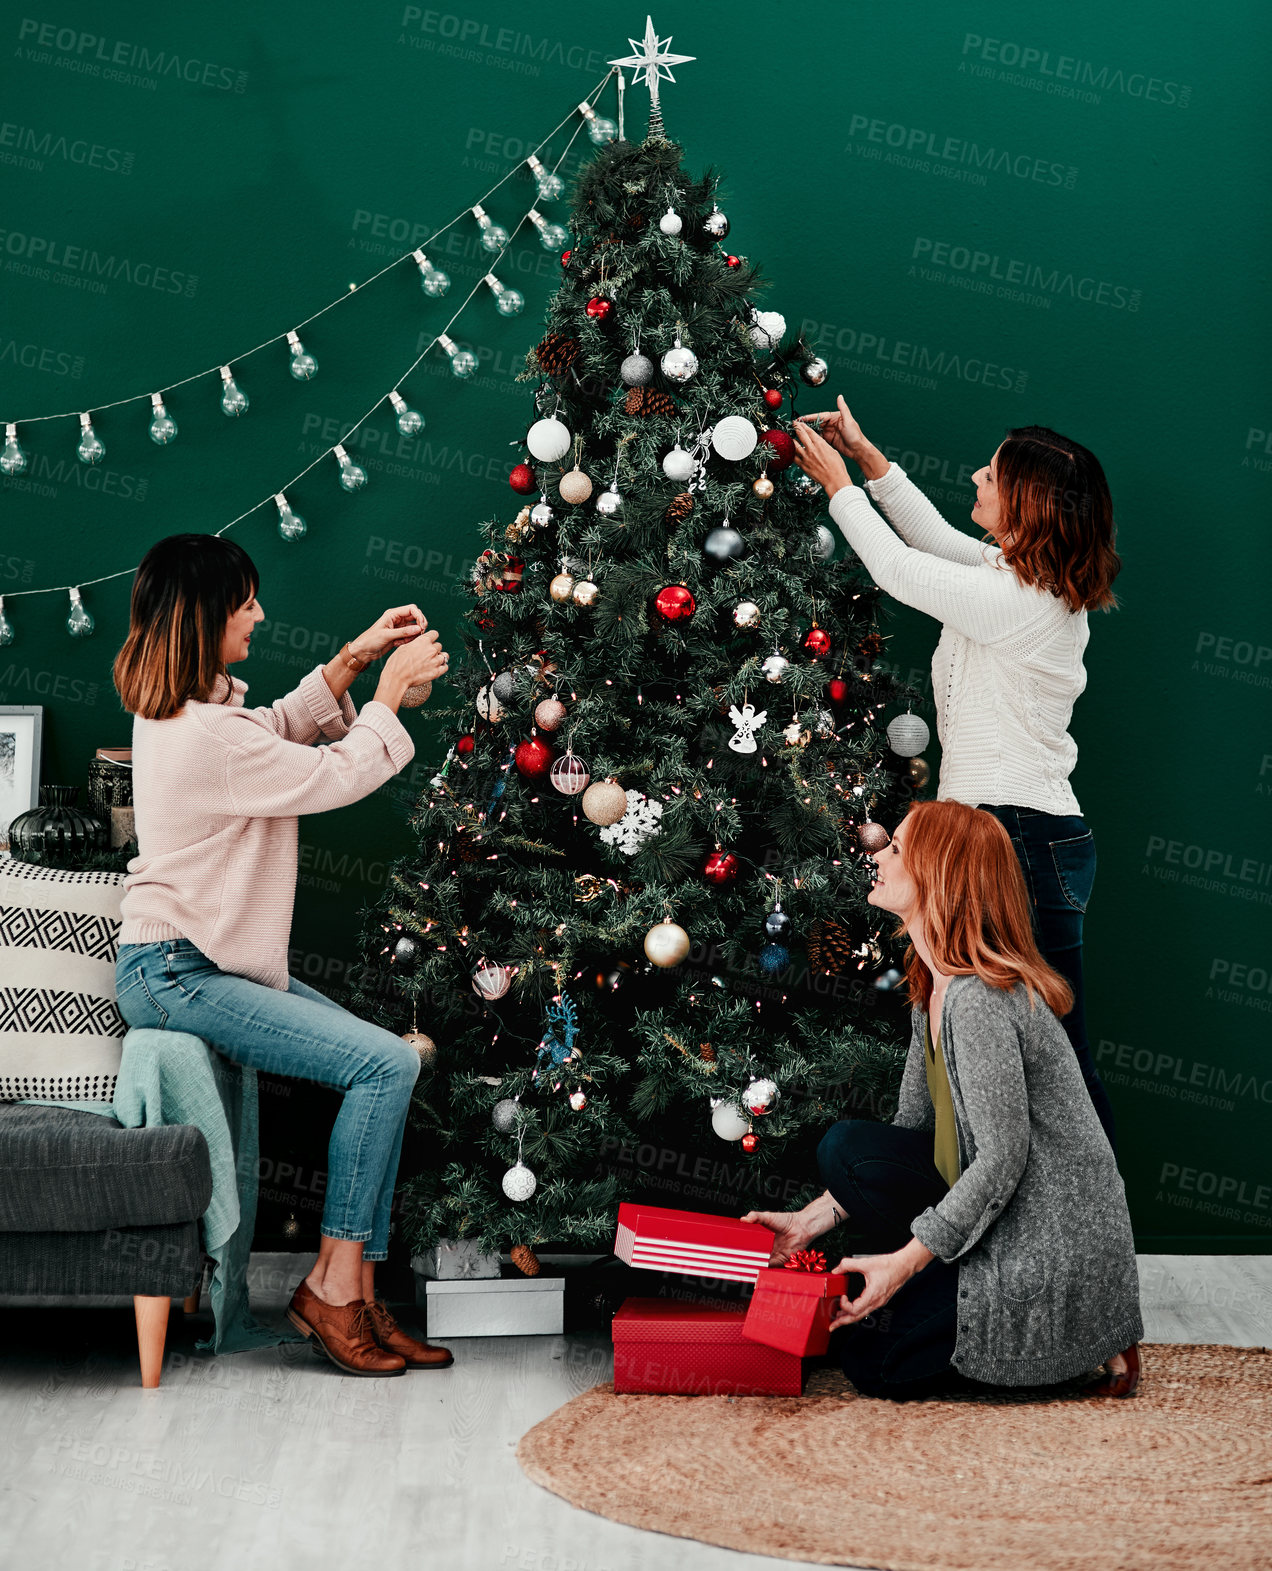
left=113, top=534, right=451, bottom=1378
left=747, top=800, right=1142, bottom=1401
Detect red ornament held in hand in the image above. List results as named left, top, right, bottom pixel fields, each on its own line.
left=509, top=463, right=536, bottom=495
left=585, top=296, right=613, bottom=321
left=514, top=737, right=554, bottom=779
left=762, top=388, right=783, bottom=410
left=703, top=849, right=740, bottom=886
left=802, top=626, right=833, bottom=659
left=760, top=429, right=795, bottom=471
left=654, top=584, right=696, bottom=623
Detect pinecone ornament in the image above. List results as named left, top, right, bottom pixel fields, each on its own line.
left=858, top=631, right=884, bottom=660
left=535, top=333, right=580, bottom=375
left=808, top=918, right=856, bottom=975
left=665, top=491, right=695, bottom=525
left=625, top=385, right=677, bottom=419
left=699, top=1041, right=717, bottom=1064
left=510, top=1243, right=541, bottom=1276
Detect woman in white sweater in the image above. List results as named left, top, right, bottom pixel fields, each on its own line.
left=792, top=400, right=1121, bottom=1145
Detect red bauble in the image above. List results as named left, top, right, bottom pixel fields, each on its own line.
left=509, top=463, right=536, bottom=495
left=741, top=1132, right=759, bottom=1154
left=585, top=296, right=613, bottom=321
left=456, top=734, right=475, bottom=756
left=828, top=677, right=851, bottom=705
left=493, top=556, right=524, bottom=593
left=760, top=429, right=795, bottom=471
left=802, top=626, right=833, bottom=659
left=514, top=736, right=554, bottom=779
left=653, top=584, right=697, bottom=623
left=725, top=254, right=742, bottom=270
left=560, top=249, right=572, bottom=268
left=763, top=388, right=783, bottom=410
left=703, top=850, right=740, bottom=886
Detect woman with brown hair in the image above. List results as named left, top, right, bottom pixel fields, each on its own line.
left=745, top=800, right=1142, bottom=1401
left=113, top=532, right=452, bottom=1377
left=792, top=402, right=1121, bottom=1145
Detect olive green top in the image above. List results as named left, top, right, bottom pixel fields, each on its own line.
left=925, top=1019, right=961, bottom=1189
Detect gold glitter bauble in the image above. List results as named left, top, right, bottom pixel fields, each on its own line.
left=558, top=468, right=593, bottom=505
left=582, top=780, right=628, bottom=826
left=402, top=1029, right=437, bottom=1065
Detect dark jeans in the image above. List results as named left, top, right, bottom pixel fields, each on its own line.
left=816, top=1119, right=961, bottom=1400
left=977, top=804, right=1116, bottom=1149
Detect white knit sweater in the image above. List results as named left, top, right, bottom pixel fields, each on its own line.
left=828, top=463, right=1089, bottom=816
left=119, top=664, right=413, bottom=990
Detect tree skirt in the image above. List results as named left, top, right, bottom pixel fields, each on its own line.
left=516, top=1346, right=1271, bottom=1570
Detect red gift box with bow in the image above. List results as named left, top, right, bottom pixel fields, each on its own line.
left=613, top=1202, right=774, bottom=1284
left=741, top=1254, right=849, bottom=1358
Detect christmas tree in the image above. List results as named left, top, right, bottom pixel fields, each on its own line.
left=345, top=56, right=920, bottom=1268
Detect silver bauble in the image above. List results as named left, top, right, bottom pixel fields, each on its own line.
left=733, top=600, right=762, bottom=629
left=711, top=1101, right=750, bottom=1141
left=620, top=353, right=655, bottom=387
left=743, top=1077, right=780, bottom=1116
left=659, top=207, right=683, bottom=236
left=703, top=205, right=730, bottom=239
left=492, top=1097, right=520, bottom=1133
left=571, top=579, right=600, bottom=607
left=815, top=524, right=836, bottom=559
left=661, top=344, right=699, bottom=384
left=643, top=921, right=691, bottom=968
left=491, top=670, right=518, bottom=704
left=595, top=487, right=622, bottom=517
left=530, top=499, right=555, bottom=526
left=526, top=417, right=571, bottom=463
left=761, top=654, right=790, bottom=684
left=786, top=468, right=819, bottom=499
left=704, top=525, right=745, bottom=562
left=886, top=712, right=931, bottom=757
left=800, top=356, right=830, bottom=387
left=501, top=1162, right=537, bottom=1202
left=662, top=445, right=698, bottom=482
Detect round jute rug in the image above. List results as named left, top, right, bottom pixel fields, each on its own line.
left=517, top=1345, right=1272, bottom=1570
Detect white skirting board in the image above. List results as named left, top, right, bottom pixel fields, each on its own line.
left=420, top=1273, right=565, bottom=1337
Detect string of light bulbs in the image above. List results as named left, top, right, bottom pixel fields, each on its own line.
left=0, top=74, right=623, bottom=644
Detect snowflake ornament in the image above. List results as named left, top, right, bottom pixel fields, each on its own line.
left=599, top=788, right=664, bottom=855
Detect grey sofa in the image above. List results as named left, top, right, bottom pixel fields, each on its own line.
left=0, top=1101, right=212, bottom=1386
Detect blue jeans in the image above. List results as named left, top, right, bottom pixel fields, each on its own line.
left=114, top=939, right=420, bottom=1261
left=977, top=804, right=1116, bottom=1148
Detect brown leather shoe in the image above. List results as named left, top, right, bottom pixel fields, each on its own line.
left=286, top=1279, right=406, bottom=1377
left=1085, top=1342, right=1141, bottom=1398
left=366, top=1299, right=454, bottom=1369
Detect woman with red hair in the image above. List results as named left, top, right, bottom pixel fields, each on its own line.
left=745, top=801, right=1142, bottom=1401
left=792, top=403, right=1120, bottom=1144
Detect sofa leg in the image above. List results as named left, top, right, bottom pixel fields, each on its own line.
left=133, top=1295, right=170, bottom=1389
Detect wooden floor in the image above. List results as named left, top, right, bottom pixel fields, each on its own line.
left=2, top=1253, right=1269, bottom=1571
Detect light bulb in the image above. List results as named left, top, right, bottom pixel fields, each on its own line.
left=389, top=390, right=424, bottom=436
left=472, top=204, right=509, bottom=253
left=0, top=596, right=13, bottom=646
left=526, top=154, right=563, bottom=201
left=438, top=333, right=478, bottom=379
left=413, top=249, right=450, bottom=297
left=274, top=491, right=307, bottom=542
left=484, top=273, right=524, bottom=316
left=2, top=423, right=27, bottom=476
left=287, top=330, right=318, bottom=381
left=333, top=443, right=367, bottom=491
left=148, top=393, right=178, bottom=445
left=67, top=587, right=94, bottom=638
left=76, top=413, right=104, bottom=465
left=528, top=209, right=569, bottom=252
left=220, top=365, right=249, bottom=417
left=578, top=100, right=617, bottom=144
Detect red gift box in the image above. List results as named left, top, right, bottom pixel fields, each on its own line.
left=742, top=1266, right=849, bottom=1358
left=613, top=1202, right=774, bottom=1283
left=612, top=1297, right=803, bottom=1396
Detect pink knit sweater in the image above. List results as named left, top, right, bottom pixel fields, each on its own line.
left=119, top=663, right=413, bottom=990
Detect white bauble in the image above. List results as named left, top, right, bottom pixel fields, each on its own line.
left=749, top=311, right=787, bottom=352
left=472, top=962, right=511, bottom=1001
left=815, top=524, right=836, bottom=559
left=659, top=207, right=683, bottom=236
left=711, top=1101, right=751, bottom=1142
left=476, top=685, right=505, bottom=722
left=526, top=417, right=572, bottom=463
left=886, top=713, right=931, bottom=757
left=643, top=921, right=690, bottom=968
left=492, top=1097, right=520, bottom=1133
left=711, top=416, right=758, bottom=461
left=501, top=1162, right=537, bottom=1201
left=662, top=445, right=698, bottom=482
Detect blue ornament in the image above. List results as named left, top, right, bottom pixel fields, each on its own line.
left=758, top=943, right=791, bottom=977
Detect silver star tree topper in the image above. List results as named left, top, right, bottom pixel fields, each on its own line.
left=609, top=16, right=694, bottom=140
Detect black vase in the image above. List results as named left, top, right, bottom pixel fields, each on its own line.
left=7, top=785, right=110, bottom=868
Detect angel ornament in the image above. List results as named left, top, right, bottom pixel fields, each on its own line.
left=728, top=701, right=767, bottom=754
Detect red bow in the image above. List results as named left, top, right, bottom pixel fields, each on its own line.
left=785, top=1248, right=827, bottom=1273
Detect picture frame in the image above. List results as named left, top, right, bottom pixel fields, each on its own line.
left=0, top=705, right=44, bottom=848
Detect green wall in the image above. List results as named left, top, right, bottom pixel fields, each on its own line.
left=2, top=0, right=1268, bottom=1248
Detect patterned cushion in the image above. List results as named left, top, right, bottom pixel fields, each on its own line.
left=0, top=855, right=126, bottom=1101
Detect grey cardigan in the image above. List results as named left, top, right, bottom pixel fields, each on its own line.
left=896, top=975, right=1143, bottom=1386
